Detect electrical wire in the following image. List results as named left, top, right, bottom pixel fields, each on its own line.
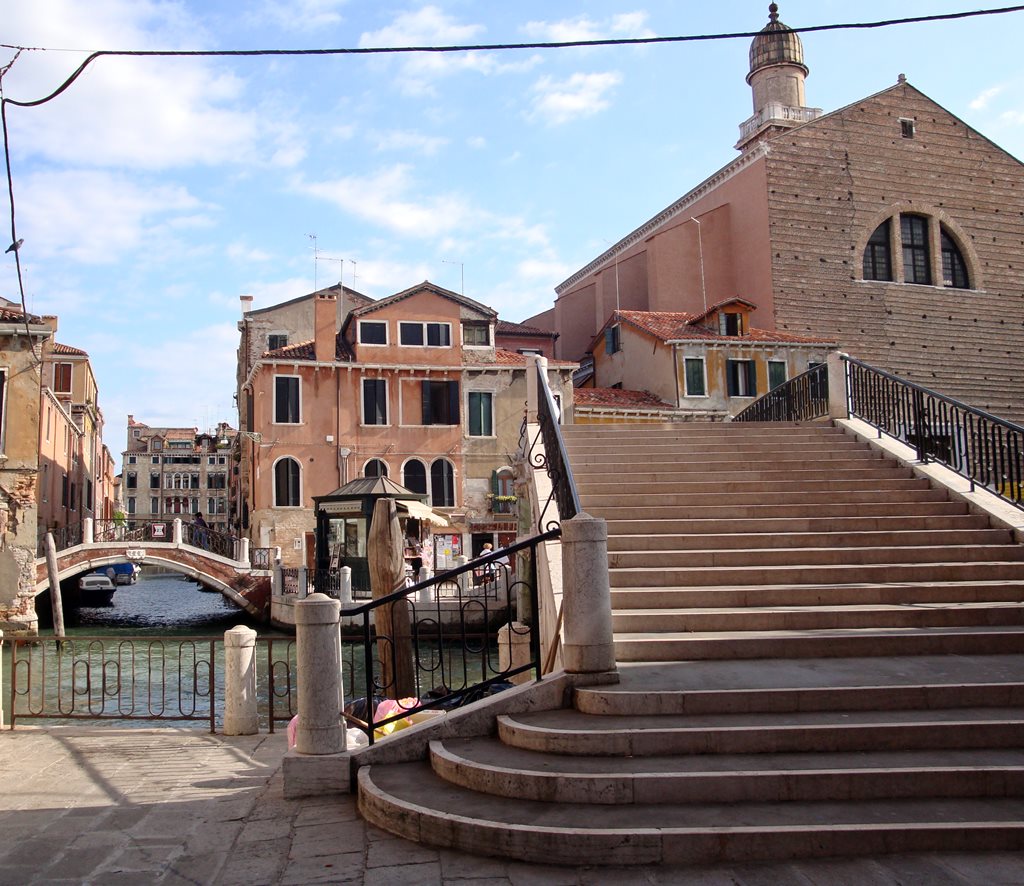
left=1, top=1, right=1023, bottom=333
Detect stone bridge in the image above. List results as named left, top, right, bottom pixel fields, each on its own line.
left=35, top=519, right=273, bottom=619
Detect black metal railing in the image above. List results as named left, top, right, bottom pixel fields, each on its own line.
left=339, top=531, right=555, bottom=744
left=845, top=356, right=1024, bottom=509
left=251, top=547, right=275, bottom=569
left=733, top=362, right=829, bottom=422
left=528, top=363, right=581, bottom=531
left=181, top=521, right=238, bottom=558
left=7, top=635, right=296, bottom=732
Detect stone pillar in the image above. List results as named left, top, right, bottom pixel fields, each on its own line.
left=526, top=354, right=541, bottom=422
left=498, top=622, right=532, bottom=685
left=561, top=512, right=616, bottom=675
left=83, top=518, right=94, bottom=545
left=418, top=567, right=434, bottom=604
left=223, top=625, right=258, bottom=735
left=338, top=566, right=353, bottom=606
left=239, top=537, right=250, bottom=566
left=297, top=566, right=308, bottom=598
left=455, top=555, right=469, bottom=596
left=827, top=351, right=849, bottom=420
left=293, top=593, right=345, bottom=755
left=173, top=518, right=183, bottom=545
left=273, top=560, right=283, bottom=596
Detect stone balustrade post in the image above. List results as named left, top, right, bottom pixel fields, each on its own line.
left=418, top=567, right=434, bottom=604
left=173, top=518, right=183, bottom=545
left=293, top=593, right=345, bottom=755
left=239, top=537, right=250, bottom=566
left=223, top=625, right=259, bottom=735
left=827, top=350, right=850, bottom=420
left=297, top=565, right=308, bottom=597
left=273, top=559, right=283, bottom=596
left=455, top=555, right=469, bottom=596
left=338, top=566, right=353, bottom=606
left=83, top=518, right=94, bottom=545
left=561, top=512, right=617, bottom=675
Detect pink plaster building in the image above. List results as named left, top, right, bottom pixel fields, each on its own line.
left=237, top=282, right=575, bottom=569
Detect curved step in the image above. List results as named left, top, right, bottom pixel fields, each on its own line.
left=430, top=738, right=1024, bottom=804
left=495, top=707, right=1024, bottom=756
left=358, top=764, right=1024, bottom=865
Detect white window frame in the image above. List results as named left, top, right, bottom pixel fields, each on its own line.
left=272, top=456, right=303, bottom=508
left=682, top=357, right=708, bottom=398
left=363, top=458, right=389, bottom=479
left=357, top=320, right=388, bottom=346
left=273, top=374, right=302, bottom=425
left=399, top=321, right=452, bottom=348
left=361, top=377, right=389, bottom=426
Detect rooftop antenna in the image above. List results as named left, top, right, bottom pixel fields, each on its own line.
left=442, top=259, right=464, bottom=295
left=351, top=260, right=358, bottom=289
left=308, top=233, right=318, bottom=290
left=316, top=254, right=344, bottom=286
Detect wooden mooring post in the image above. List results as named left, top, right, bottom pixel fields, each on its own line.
left=44, top=532, right=66, bottom=639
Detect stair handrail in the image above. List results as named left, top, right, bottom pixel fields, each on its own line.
left=732, top=362, right=829, bottom=423
left=528, top=361, right=582, bottom=531
left=843, top=355, right=1024, bottom=510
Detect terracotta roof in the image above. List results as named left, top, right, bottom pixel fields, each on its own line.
left=611, top=310, right=835, bottom=346
left=351, top=280, right=496, bottom=320
left=574, top=387, right=675, bottom=410
left=0, top=305, right=44, bottom=323
left=496, top=319, right=556, bottom=338
left=53, top=342, right=88, bottom=356
left=263, top=336, right=355, bottom=362
left=464, top=348, right=576, bottom=368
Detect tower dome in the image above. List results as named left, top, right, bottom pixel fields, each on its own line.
left=736, top=3, right=820, bottom=152
left=747, top=3, right=808, bottom=85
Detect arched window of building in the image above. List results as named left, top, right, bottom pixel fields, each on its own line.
left=900, top=214, right=931, bottom=285
left=862, top=219, right=892, bottom=281
left=364, top=458, right=388, bottom=478
left=403, top=459, right=427, bottom=495
left=941, top=229, right=969, bottom=289
left=430, top=459, right=455, bottom=507
left=274, top=457, right=301, bottom=507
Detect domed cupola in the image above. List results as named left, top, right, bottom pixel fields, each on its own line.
left=748, top=3, right=808, bottom=84
left=736, top=4, right=821, bottom=152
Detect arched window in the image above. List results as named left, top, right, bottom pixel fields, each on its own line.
left=901, top=214, right=931, bottom=285
left=941, top=229, right=969, bottom=289
left=403, top=459, right=427, bottom=495
left=274, top=457, right=301, bottom=507
left=364, top=458, right=388, bottom=478
left=430, top=459, right=455, bottom=507
left=862, top=220, right=892, bottom=281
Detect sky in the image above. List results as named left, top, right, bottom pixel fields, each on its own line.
left=2, top=1, right=1024, bottom=434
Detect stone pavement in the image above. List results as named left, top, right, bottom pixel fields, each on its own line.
left=0, top=727, right=1022, bottom=885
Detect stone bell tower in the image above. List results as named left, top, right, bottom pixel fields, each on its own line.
left=736, top=3, right=821, bottom=151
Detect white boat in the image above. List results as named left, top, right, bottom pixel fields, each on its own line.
left=79, top=573, right=116, bottom=605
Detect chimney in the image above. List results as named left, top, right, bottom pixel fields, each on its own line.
left=240, top=294, right=253, bottom=317
left=314, top=290, right=338, bottom=362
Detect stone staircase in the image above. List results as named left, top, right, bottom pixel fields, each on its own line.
left=358, top=421, right=1024, bottom=865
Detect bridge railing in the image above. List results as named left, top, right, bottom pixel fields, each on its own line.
left=732, top=362, right=829, bottom=423
left=181, top=521, right=238, bottom=559
left=6, top=634, right=297, bottom=733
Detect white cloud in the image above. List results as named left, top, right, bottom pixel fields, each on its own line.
left=522, top=12, right=655, bottom=44
left=527, top=71, right=622, bottom=125
left=359, top=7, right=540, bottom=96
left=467, top=135, right=487, bottom=149
left=970, top=86, right=1004, bottom=111
left=3, top=1, right=298, bottom=171
left=251, top=0, right=349, bottom=32
left=373, top=129, right=449, bottom=156
left=13, top=169, right=207, bottom=264
left=227, top=242, right=273, bottom=263
left=292, top=165, right=473, bottom=238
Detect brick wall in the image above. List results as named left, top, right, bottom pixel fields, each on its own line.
left=766, top=82, right=1024, bottom=422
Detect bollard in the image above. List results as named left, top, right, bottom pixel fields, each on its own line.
left=293, top=593, right=345, bottom=755
left=561, top=512, right=617, bottom=675
left=223, top=625, right=259, bottom=735
left=338, top=566, right=353, bottom=606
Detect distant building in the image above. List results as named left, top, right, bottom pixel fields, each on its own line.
left=526, top=4, right=1024, bottom=423
left=236, top=281, right=576, bottom=570
left=0, top=300, right=51, bottom=631
left=122, top=418, right=236, bottom=532
left=579, top=300, right=834, bottom=422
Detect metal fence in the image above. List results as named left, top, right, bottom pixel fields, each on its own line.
left=6, top=635, right=297, bottom=732
left=845, top=356, right=1024, bottom=509
left=732, top=362, right=829, bottom=423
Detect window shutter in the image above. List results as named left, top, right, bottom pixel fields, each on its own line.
left=746, top=361, right=757, bottom=396
left=726, top=361, right=738, bottom=397
left=448, top=381, right=460, bottom=425
left=422, top=380, right=431, bottom=425
left=491, top=470, right=499, bottom=495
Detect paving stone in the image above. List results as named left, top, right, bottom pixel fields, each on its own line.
left=936, top=852, right=1024, bottom=884
left=280, top=850, right=365, bottom=884
left=366, top=835, right=442, bottom=868
left=365, top=860, right=445, bottom=886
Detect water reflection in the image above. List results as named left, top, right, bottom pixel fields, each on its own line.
left=43, top=569, right=262, bottom=636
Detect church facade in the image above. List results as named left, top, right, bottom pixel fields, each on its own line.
left=526, top=5, right=1024, bottom=423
